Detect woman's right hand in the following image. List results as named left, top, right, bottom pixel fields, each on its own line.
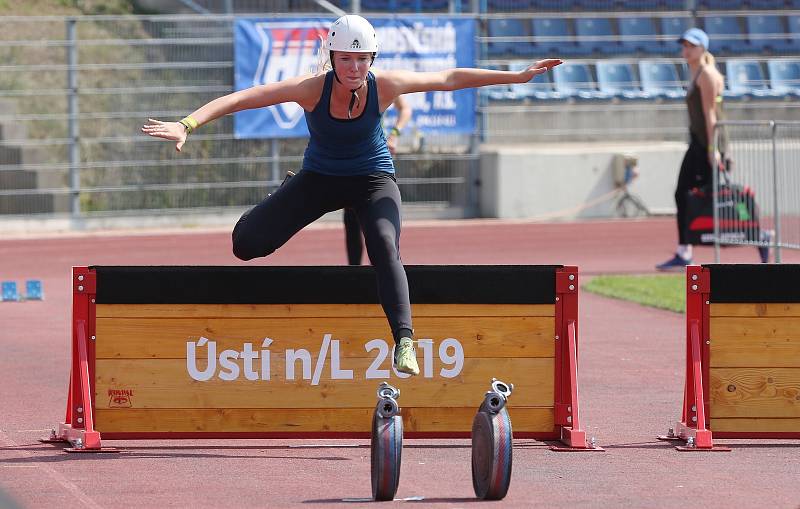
left=141, top=118, right=188, bottom=152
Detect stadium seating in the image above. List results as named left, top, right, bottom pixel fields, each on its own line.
left=531, top=18, right=582, bottom=56
left=787, top=15, right=800, bottom=48
left=596, top=61, right=648, bottom=99
left=552, top=62, right=611, bottom=99
left=748, top=0, right=788, bottom=7
left=486, top=18, right=531, bottom=57
left=746, top=15, right=794, bottom=53
left=726, top=59, right=782, bottom=98
left=574, top=18, right=621, bottom=55
left=767, top=59, right=800, bottom=97
left=702, top=15, right=749, bottom=54
left=639, top=60, right=685, bottom=99
left=619, top=17, right=663, bottom=55
left=698, top=0, right=745, bottom=8
left=659, top=17, right=693, bottom=51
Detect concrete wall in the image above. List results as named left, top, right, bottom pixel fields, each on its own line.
left=479, top=141, right=687, bottom=219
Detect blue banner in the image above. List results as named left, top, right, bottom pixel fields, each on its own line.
left=234, top=17, right=476, bottom=139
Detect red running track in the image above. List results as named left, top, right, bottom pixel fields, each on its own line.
left=1, top=217, right=799, bottom=508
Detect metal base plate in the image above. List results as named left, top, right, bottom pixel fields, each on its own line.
left=675, top=445, right=731, bottom=452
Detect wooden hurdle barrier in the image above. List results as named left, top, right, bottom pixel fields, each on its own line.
left=46, top=265, right=596, bottom=452
left=664, top=264, right=800, bottom=450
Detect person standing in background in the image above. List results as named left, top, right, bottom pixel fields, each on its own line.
left=657, top=28, right=725, bottom=271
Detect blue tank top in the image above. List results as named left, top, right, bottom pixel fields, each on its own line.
left=301, top=71, right=394, bottom=176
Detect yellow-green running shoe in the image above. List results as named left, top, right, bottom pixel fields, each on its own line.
left=394, top=337, right=419, bottom=376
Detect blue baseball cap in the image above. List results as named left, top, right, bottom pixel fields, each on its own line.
left=679, top=28, right=709, bottom=49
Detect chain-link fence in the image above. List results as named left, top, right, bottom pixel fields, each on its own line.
left=711, top=120, right=800, bottom=262
left=0, top=14, right=477, bottom=221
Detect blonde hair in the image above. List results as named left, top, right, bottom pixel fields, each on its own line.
left=701, top=50, right=725, bottom=85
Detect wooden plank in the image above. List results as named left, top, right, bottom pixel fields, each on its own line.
left=710, top=418, right=800, bottom=433
left=95, top=316, right=555, bottom=360
left=710, top=303, right=800, bottom=318
left=710, top=317, right=800, bottom=367
left=709, top=367, right=800, bottom=418
left=95, top=407, right=554, bottom=434
left=94, top=357, right=554, bottom=409
left=96, top=303, right=554, bottom=319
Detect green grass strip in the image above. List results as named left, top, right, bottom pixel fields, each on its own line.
left=582, top=274, right=685, bottom=313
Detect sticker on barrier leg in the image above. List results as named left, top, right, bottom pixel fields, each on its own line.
left=371, top=382, right=402, bottom=501
left=1, top=282, right=19, bottom=302
left=471, top=379, right=513, bottom=500
left=25, top=280, right=43, bottom=300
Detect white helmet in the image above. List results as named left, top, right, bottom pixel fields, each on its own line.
left=327, top=15, right=378, bottom=54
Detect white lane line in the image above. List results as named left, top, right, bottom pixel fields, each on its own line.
left=0, top=431, right=104, bottom=509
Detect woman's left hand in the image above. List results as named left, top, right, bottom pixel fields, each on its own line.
left=518, top=59, right=563, bottom=82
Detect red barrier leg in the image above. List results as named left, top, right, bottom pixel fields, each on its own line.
left=42, top=267, right=115, bottom=453
left=550, top=267, right=603, bottom=452
left=659, top=266, right=730, bottom=452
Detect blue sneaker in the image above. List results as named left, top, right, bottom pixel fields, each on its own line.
left=656, top=253, right=692, bottom=271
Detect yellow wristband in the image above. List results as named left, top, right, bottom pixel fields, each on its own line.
left=180, top=115, right=199, bottom=133
left=389, top=127, right=401, bottom=137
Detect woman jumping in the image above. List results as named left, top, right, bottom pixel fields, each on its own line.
left=142, top=14, right=562, bottom=375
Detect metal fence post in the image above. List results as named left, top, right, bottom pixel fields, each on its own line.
left=772, top=121, right=782, bottom=263
left=67, top=17, right=81, bottom=217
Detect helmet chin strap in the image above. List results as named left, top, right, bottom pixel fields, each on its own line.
left=346, top=82, right=364, bottom=120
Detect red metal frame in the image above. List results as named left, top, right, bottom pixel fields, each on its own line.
left=662, top=266, right=729, bottom=451
left=46, top=265, right=598, bottom=448
left=550, top=266, right=601, bottom=451
left=42, top=267, right=107, bottom=452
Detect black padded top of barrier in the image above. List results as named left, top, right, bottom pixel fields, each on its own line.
left=704, top=264, right=800, bottom=302
left=91, top=265, right=562, bottom=305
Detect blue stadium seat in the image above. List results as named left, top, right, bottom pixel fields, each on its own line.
left=620, top=0, right=662, bottom=8
left=552, top=62, right=611, bottom=99
left=574, top=18, right=621, bottom=55
left=767, top=59, right=800, bottom=97
left=747, top=0, right=785, bottom=7
left=787, top=15, right=800, bottom=50
left=488, top=0, right=539, bottom=10
left=698, top=0, right=745, bottom=8
left=575, top=0, right=616, bottom=9
left=618, top=17, right=663, bottom=54
left=660, top=17, right=692, bottom=51
left=702, top=15, right=749, bottom=54
left=639, top=60, right=685, bottom=99
left=726, top=59, right=781, bottom=98
left=361, top=0, right=392, bottom=10
left=596, top=61, right=648, bottom=99
left=531, top=18, right=582, bottom=56
left=486, top=18, right=531, bottom=57
left=746, top=15, right=793, bottom=53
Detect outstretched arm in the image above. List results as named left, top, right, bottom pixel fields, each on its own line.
left=379, top=59, right=562, bottom=98
left=141, top=74, right=319, bottom=152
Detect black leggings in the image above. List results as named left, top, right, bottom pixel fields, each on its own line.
left=232, top=171, right=412, bottom=342
left=343, top=208, right=364, bottom=265
left=675, top=136, right=712, bottom=245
